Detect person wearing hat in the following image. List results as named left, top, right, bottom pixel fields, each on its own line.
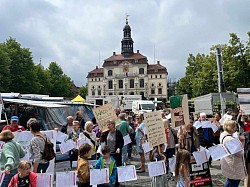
left=0, top=130, right=25, bottom=187
left=2, top=116, right=25, bottom=132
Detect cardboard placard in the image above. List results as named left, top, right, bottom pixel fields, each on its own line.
left=144, top=111, right=167, bottom=147
left=93, top=103, right=117, bottom=132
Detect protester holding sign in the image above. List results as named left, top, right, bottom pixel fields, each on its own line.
left=94, top=146, right=117, bottom=187
left=77, top=143, right=93, bottom=187
left=100, top=119, right=124, bottom=167
left=220, top=120, right=247, bottom=187
left=84, top=121, right=97, bottom=160
left=135, top=114, right=146, bottom=173
left=0, top=130, right=25, bottom=187
left=29, top=120, right=50, bottom=173
left=175, top=149, right=191, bottom=187
left=149, top=144, right=168, bottom=187
left=68, top=121, right=83, bottom=167
left=178, top=116, right=200, bottom=154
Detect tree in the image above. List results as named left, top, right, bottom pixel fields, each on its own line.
left=79, top=85, right=88, bottom=99
left=4, top=38, right=39, bottom=93
left=47, top=62, right=74, bottom=97
left=34, top=64, right=52, bottom=94
left=0, top=44, right=11, bottom=92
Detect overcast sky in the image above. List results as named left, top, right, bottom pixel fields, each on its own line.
left=0, top=0, right=249, bottom=86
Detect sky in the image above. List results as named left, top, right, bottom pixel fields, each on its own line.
left=0, top=0, right=249, bottom=86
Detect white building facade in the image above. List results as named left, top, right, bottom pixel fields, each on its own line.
left=87, top=19, right=168, bottom=101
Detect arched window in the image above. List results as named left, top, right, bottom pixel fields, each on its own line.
left=108, top=80, right=113, bottom=89
left=139, top=68, right=144, bottom=74
left=108, top=70, right=113, bottom=76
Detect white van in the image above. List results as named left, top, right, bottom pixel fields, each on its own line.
left=132, top=100, right=155, bottom=114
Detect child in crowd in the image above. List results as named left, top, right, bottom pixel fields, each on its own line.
left=8, top=160, right=37, bottom=187
left=150, top=144, right=168, bottom=187
left=175, top=149, right=191, bottom=187
left=77, top=143, right=93, bottom=187
left=94, top=146, right=117, bottom=187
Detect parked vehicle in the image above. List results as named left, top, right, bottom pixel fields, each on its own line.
left=132, top=100, right=155, bottom=114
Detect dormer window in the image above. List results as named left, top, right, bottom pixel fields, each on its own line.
left=108, top=70, right=113, bottom=76
left=139, top=68, right=144, bottom=74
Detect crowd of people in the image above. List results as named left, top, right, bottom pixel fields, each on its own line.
left=0, top=108, right=250, bottom=187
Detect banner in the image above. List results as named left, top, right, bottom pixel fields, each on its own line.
left=237, top=88, right=250, bottom=114
left=144, top=111, right=167, bottom=147
left=189, top=162, right=213, bottom=187
left=170, top=94, right=189, bottom=127
left=93, top=103, right=117, bottom=131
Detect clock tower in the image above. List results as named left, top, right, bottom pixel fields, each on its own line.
left=121, top=16, right=134, bottom=57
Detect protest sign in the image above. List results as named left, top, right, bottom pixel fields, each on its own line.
left=93, top=103, right=117, bottom=132
left=224, top=138, right=243, bottom=155
left=56, top=171, right=77, bottom=187
left=168, top=157, right=176, bottom=173
left=117, top=165, right=137, bottom=182
left=144, top=111, right=167, bottom=147
left=237, top=88, right=250, bottom=114
left=170, top=94, right=189, bottom=128
left=123, top=134, right=132, bottom=146
left=59, top=139, right=76, bottom=154
left=193, top=150, right=209, bottom=165
left=142, top=141, right=153, bottom=153
left=148, top=160, right=166, bottom=177
left=208, top=144, right=230, bottom=161
left=56, top=131, right=68, bottom=143
left=37, top=173, right=53, bottom=187
left=90, top=168, right=109, bottom=185
left=189, top=162, right=213, bottom=187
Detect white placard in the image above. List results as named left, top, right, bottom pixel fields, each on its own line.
left=90, top=168, right=109, bottom=185
left=211, top=123, right=219, bottom=133
left=59, top=140, right=76, bottom=154
left=219, top=114, right=232, bottom=125
left=224, top=138, right=243, bottom=155
left=142, top=142, right=153, bottom=153
left=148, top=160, right=166, bottom=177
left=0, top=170, right=5, bottom=186
left=123, top=134, right=132, bottom=146
left=208, top=144, right=230, bottom=161
left=57, top=131, right=68, bottom=143
left=193, top=121, right=202, bottom=129
left=168, top=157, right=176, bottom=173
left=97, top=142, right=105, bottom=155
left=88, top=160, right=97, bottom=167
left=193, top=150, right=209, bottom=165
left=56, top=171, right=77, bottom=187
left=13, top=131, right=34, bottom=142
left=36, top=173, right=53, bottom=187
left=117, top=165, right=137, bottom=182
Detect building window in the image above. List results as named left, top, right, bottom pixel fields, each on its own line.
left=92, top=86, right=95, bottom=89
left=108, top=80, right=113, bottom=89
left=118, top=80, right=123, bottom=89
left=98, top=90, right=101, bottom=95
left=109, top=93, right=113, bottom=95
left=92, top=90, right=95, bottom=96
left=99, top=78, right=101, bottom=81
left=160, top=75, right=162, bottom=78
left=140, top=92, right=144, bottom=98
left=155, top=75, right=157, bottom=78
left=158, top=88, right=162, bottom=94
left=108, top=70, right=113, bottom=76
left=139, top=68, right=144, bottom=74
left=130, top=92, right=134, bottom=95
left=159, top=83, right=162, bottom=87
left=151, top=89, right=155, bottom=95
left=98, top=85, right=101, bottom=88
left=152, top=83, right=154, bottom=87
left=151, top=75, right=152, bottom=78
left=139, top=79, right=144, bottom=88
left=92, top=79, right=93, bottom=81
left=130, top=79, right=134, bottom=88
left=119, top=92, right=123, bottom=95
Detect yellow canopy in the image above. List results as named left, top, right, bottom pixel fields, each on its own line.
left=71, top=95, right=85, bottom=103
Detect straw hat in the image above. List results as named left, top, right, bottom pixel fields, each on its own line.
left=0, top=130, right=14, bottom=142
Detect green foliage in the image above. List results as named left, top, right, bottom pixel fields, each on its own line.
left=78, top=85, right=88, bottom=98
left=0, top=38, right=75, bottom=97
left=176, top=32, right=250, bottom=98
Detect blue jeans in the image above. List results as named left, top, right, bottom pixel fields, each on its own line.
left=37, top=162, right=49, bottom=173
left=2, top=168, right=18, bottom=187
left=224, top=178, right=241, bottom=187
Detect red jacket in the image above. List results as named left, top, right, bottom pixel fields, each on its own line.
left=8, top=172, right=37, bottom=187
left=244, top=122, right=250, bottom=132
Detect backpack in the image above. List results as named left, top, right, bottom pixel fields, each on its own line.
left=37, top=135, right=56, bottom=161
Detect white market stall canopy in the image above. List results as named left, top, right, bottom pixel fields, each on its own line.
left=3, top=98, right=70, bottom=108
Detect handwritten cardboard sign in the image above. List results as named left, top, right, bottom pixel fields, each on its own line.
left=144, top=111, right=167, bottom=147
left=93, top=103, right=117, bottom=132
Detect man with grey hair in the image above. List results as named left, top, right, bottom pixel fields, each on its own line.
left=117, top=113, right=132, bottom=164
left=61, top=116, right=74, bottom=135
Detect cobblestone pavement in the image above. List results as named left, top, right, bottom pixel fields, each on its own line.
left=55, top=152, right=244, bottom=187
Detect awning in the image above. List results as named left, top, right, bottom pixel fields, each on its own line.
left=3, top=98, right=70, bottom=108
left=71, top=95, right=86, bottom=103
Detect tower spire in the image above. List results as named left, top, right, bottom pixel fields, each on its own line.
left=121, top=15, right=134, bottom=57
